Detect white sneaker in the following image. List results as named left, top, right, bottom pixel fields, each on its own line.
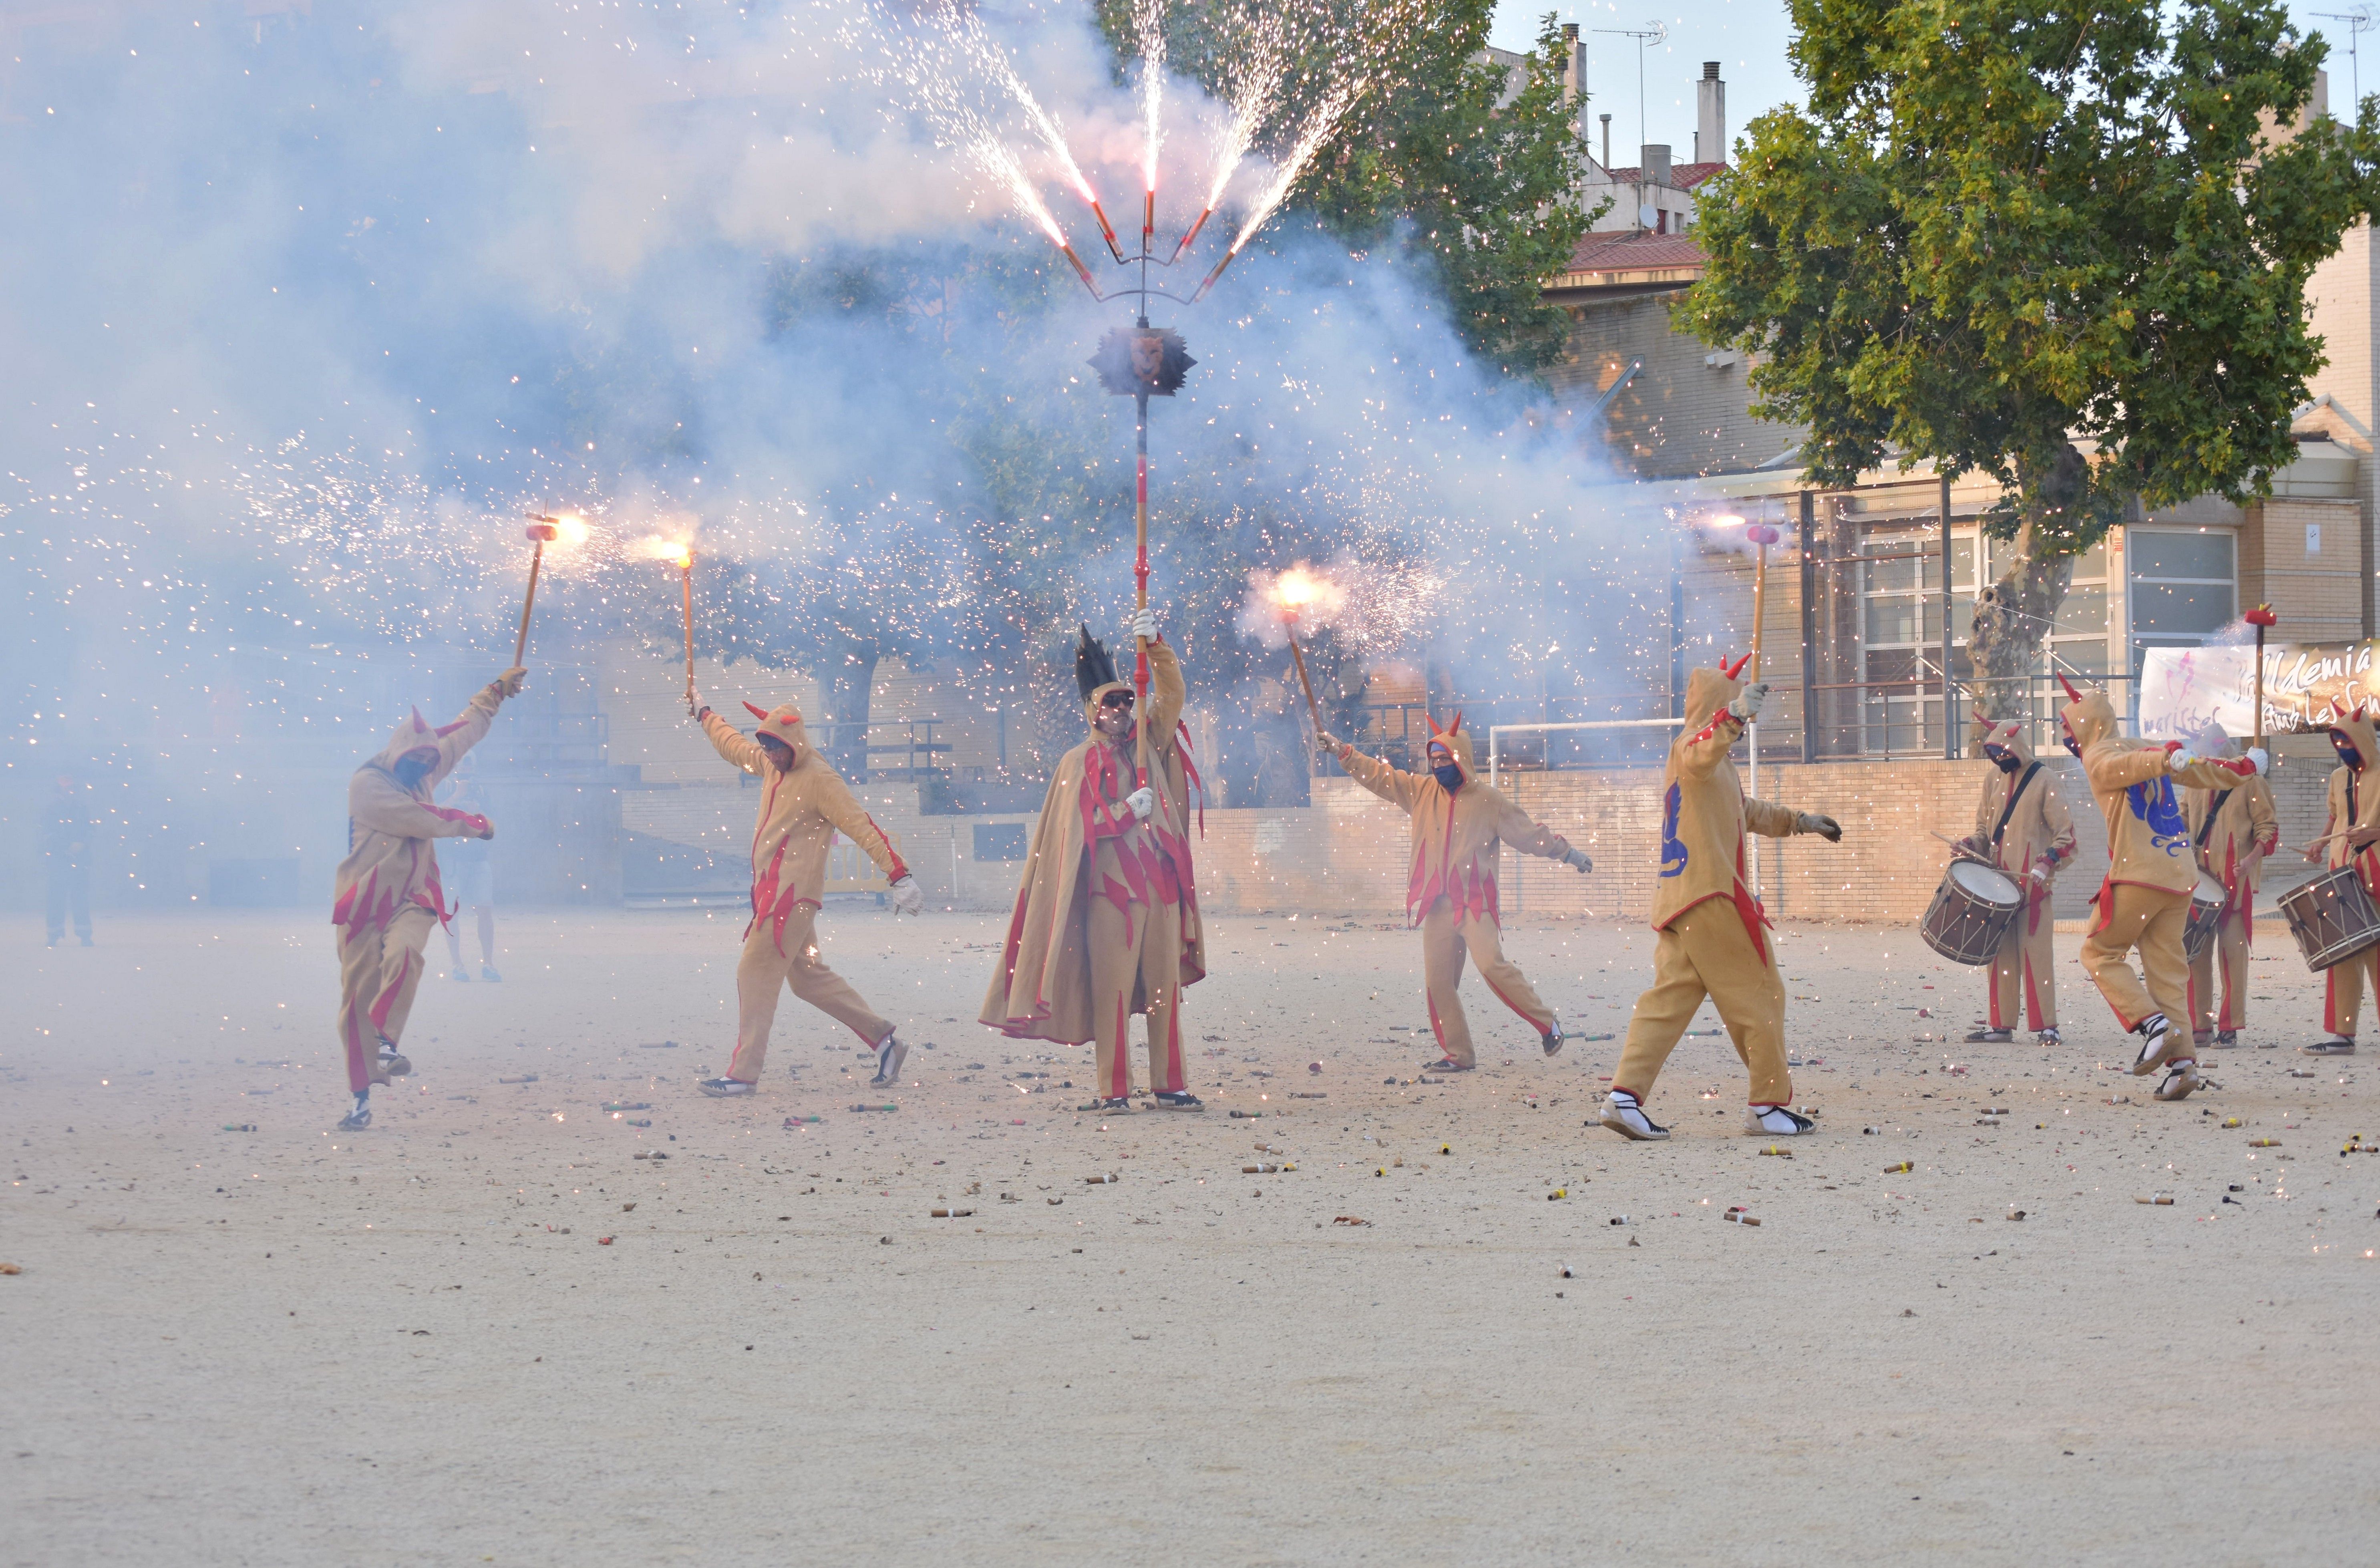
left=1598, top=1091, right=1669, bottom=1141
left=698, top=1077, right=755, bottom=1097
left=2130, top=1014, right=2173, bottom=1077
left=1744, top=1104, right=1817, bottom=1136
left=870, top=1031, right=907, bottom=1088
left=376, top=1036, right=411, bottom=1078
left=2153, top=1060, right=2204, bottom=1101
left=1543, top=1016, right=1565, bottom=1058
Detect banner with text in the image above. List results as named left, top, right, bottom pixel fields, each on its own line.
left=2138, top=641, right=2380, bottom=740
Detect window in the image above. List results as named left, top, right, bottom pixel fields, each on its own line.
left=2128, top=529, right=2235, bottom=674
left=1858, top=529, right=1947, bottom=755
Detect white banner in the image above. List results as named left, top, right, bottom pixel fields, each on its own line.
left=2138, top=640, right=2380, bottom=741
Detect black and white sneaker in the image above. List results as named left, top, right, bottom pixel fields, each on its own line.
left=2212, top=1030, right=2239, bottom=1049
left=1076, top=1096, right=1131, bottom=1114
left=870, top=1031, right=907, bottom=1088
left=2302, top=1037, right=2357, bottom=1056
left=1744, top=1103, right=1817, bottom=1136
left=2153, top=1060, right=2205, bottom=1101
left=336, top=1096, right=372, bottom=1131
left=1964, top=1027, right=2012, bottom=1043
left=1543, top=1016, right=1566, bottom=1057
left=2036, top=1028, right=2062, bottom=1046
left=2129, top=1014, right=2173, bottom=1076
left=698, top=1077, right=756, bottom=1097
left=376, top=1036, right=411, bottom=1078
left=1598, top=1090, right=1669, bottom=1141
left=1420, top=1057, right=1473, bottom=1074
left=1153, top=1090, right=1205, bottom=1111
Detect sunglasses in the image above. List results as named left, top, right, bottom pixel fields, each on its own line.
left=1099, top=690, right=1136, bottom=710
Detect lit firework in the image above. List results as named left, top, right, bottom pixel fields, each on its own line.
left=1137, top=0, right=1167, bottom=249
left=1192, top=77, right=1366, bottom=302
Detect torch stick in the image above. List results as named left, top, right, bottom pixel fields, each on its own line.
left=1284, top=620, right=1324, bottom=731
left=1745, top=523, right=1779, bottom=681
left=2247, top=604, right=2277, bottom=748
left=680, top=551, right=696, bottom=711
left=1134, top=385, right=1152, bottom=790
left=516, top=517, right=561, bottom=666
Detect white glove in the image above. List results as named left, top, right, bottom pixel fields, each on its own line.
left=1131, top=606, right=1159, bottom=644
left=889, top=876, right=925, bottom=916
left=1316, top=730, right=1343, bottom=752
left=2166, top=747, right=2197, bottom=773
left=1728, top=682, right=1770, bottom=723
left=1562, top=846, right=1593, bottom=874
left=2247, top=746, right=2270, bottom=776
left=2029, top=863, right=2049, bottom=885
left=1126, top=786, right=1156, bottom=821
left=1796, top=811, right=1843, bottom=842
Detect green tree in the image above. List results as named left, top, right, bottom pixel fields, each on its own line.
left=1108, top=3, right=1596, bottom=375
left=1682, top=0, right=2380, bottom=717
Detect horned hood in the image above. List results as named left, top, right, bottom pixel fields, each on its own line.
left=1972, top=714, right=2037, bottom=768
left=742, top=701, right=811, bottom=766
left=370, top=706, right=468, bottom=776
left=2328, top=708, right=2380, bottom=769
left=1424, top=714, right=1479, bottom=786
left=2060, top=688, right=2121, bottom=753
left=1682, top=664, right=1745, bottom=736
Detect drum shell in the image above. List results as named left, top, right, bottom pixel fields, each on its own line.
left=1921, top=861, right=2024, bottom=966
left=2277, top=865, right=2380, bottom=972
left=2182, top=872, right=2227, bottom=964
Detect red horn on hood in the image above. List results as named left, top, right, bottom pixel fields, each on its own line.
left=2058, top=673, right=2084, bottom=704
left=1447, top=709, right=1464, bottom=736
left=409, top=707, right=429, bottom=734
left=433, top=717, right=469, bottom=738
left=743, top=701, right=770, bottom=721
left=1720, top=651, right=1752, bottom=680
left=1426, top=710, right=1444, bottom=737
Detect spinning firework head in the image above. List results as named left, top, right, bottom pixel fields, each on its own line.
left=1090, top=326, right=1195, bottom=397
left=1075, top=623, right=1129, bottom=716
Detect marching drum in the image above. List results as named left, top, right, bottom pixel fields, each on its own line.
left=1921, top=858, right=2025, bottom=966
left=2182, top=872, right=2228, bottom=963
left=2277, top=865, right=2380, bottom=972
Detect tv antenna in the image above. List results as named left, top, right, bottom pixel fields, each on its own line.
left=1595, top=20, right=1668, bottom=227
left=2317, top=8, right=2374, bottom=106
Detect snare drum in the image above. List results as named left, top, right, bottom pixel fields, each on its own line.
left=2183, top=872, right=2228, bottom=963
left=1921, top=858, right=2025, bottom=966
left=2277, top=864, right=2380, bottom=971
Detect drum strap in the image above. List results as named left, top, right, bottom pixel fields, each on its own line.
left=1990, top=764, right=2041, bottom=854
left=2195, top=789, right=2233, bottom=855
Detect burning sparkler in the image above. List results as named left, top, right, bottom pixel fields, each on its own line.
left=515, top=513, right=584, bottom=666
left=1190, top=77, right=1366, bottom=302
left=1136, top=0, right=1167, bottom=252
left=1270, top=565, right=1338, bottom=731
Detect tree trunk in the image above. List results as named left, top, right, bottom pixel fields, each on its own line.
left=821, top=637, right=878, bottom=781
left=1965, top=445, right=2086, bottom=737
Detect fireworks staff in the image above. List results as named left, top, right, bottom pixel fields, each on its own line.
left=1315, top=713, right=1590, bottom=1072
left=981, top=610, right=1208, bottom=1113
left=2304, top=707, right=2380, bottom=1056
left=2060, top=677, right=2266, bottom=1099
left=1597, top=660, right=1843, bottom=1141
left=2180, top=721, right=2277, bottom=1050
left=688, top=694, right=924, bottom=1098
left=1958, top=714, right=2075, bottom=1047
left=330, top=667, right=524, bottom=1131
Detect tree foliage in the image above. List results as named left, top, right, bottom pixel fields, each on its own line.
left=1682, top=0, right=2380, bottom=700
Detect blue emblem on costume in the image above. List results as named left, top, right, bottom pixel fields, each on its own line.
left=2127, top=777, right=2191, bottom=856
left=1659, top=783, right=1687, bottom=878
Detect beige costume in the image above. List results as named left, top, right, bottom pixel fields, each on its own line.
left=1330, top=715, right=1581, bottom=1067
left=2316, top=712, right=2380, bottom=1039
left=1965, top=717, right=2075, bottom=1034
left=2181, top=734, right=2278, bottom=1039
left=701, top=702, right=909, bottom=1084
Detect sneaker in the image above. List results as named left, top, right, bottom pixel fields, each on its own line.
left=376, top=1037, right=411, bottom=1078
left=1964, top=1027, right=2012, bottom=1043
left=2153, top=1061, right=2205, bottom=1101
left=2302, top=1037, right=2357, bottom=1056
left=2212, top=1030, right=2239, bottom=1049
left=2129, top=1014, right=2173, bottom=1076
left=698, top=1077, right=756, bottom=1097
left=1420, top=1057, right=1473, bottom=1074
left=451, top=966, right=471, bottom=982
left=1543, top=1016, right=1566, bottom=1058
left=480, top=965, right=503, bottom=983
left=336, top=1101, right=372, bottom=1131
left=2035, top=1028, right=2062, bottom=1047
left=870, top=1031, right=907, bottom=1089
left=1598, top=1090, right=1669, bottom=1141
left=2192, top=1030, right=2213, bottom=1052
left=1745, top=1103, right=1817, bottom=1136
left=1153, top=1090, right=1205, bottom=1111
left=1076, top=1096, right=1131, bottom=1114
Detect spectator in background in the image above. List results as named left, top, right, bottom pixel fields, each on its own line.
left=45, top=772, right=95, bottom=948
left=440, top=770, right=501, bottom=982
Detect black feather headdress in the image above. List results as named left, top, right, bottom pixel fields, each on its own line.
left=1075, top=623, right=1120, bottom=702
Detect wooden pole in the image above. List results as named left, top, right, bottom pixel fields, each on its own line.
left=1746, top=523, right=1779, bottom=680
left=1133, top=385, right=1151, bottom=789
left=2246, top=604, right=2277, bottom=748
left=681, top=558, right=696, bottom=710
left=1285, top=622, right=1324, bottom=729
left=514, top=539, right=547, bottom=666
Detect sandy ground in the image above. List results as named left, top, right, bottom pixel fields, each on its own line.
left=3, top=905, right=2376, bottom=1566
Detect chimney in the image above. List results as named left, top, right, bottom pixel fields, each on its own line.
left=1561, top=23, right=1582, bottom=107
left=1642, top=144, right=1672, bottom=189
left=1695, top=62, right=1726, bottom=165
left=1599, top=112, right=1612, bottom=171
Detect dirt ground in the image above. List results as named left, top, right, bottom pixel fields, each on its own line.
left=3, top=906, right=2375, bottom=1566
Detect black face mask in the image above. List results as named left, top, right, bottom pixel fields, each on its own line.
left=2061, top=730, right=2082, bottom=760
left=2335, top=735, right=2364, bottom=770
left=1433, top=762, right=1465, bottom=791
left=392, top=755, right=435, bottom=790
left=1985, top=746, right=2020, bottom=775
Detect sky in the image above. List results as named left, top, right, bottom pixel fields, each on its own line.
left=1489, top=1, right=2376, bottom=166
